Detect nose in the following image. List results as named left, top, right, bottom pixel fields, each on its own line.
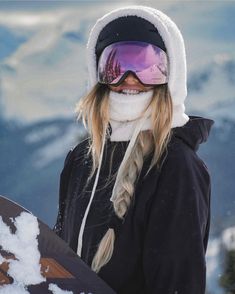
left=124, top=72, right=139, bottom=84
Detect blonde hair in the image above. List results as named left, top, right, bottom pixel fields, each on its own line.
left=76, top=83, right=173, bottom=273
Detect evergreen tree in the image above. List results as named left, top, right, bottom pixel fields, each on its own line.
left=219, top=249, right=235, bottom=294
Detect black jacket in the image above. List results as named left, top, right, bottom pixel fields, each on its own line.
left=54, top=115, right=214, bottom=294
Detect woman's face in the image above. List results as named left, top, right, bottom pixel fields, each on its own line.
left=108, top=72, right=154, bottom=94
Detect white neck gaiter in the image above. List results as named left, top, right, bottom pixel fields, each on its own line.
left=108, top=90, right=154, bottom=141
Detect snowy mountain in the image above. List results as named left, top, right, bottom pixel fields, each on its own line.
left=0, top=117, right=86, bottom=226
left=187, top=56, right=235, bottom=120
left=199, top=118, right=235, bottom=235
left=1, top=2, right=235, bottom=125
left=206, top=226, right=235, bottom=294
left=186, top=57, right=235, bottom=236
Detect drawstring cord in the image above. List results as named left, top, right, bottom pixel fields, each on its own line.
left=77, top=106, right=150, bottom=257
left=77, top=123, right=108, bottom=257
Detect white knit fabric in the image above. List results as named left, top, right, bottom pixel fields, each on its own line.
left=109, top=90, right=153, bottom=141
left=86, top=5, right=190, bottom=128
left=109, top=119, right=152, bottom=142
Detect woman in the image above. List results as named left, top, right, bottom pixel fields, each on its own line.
left=54, top=5, right=214, bottom=294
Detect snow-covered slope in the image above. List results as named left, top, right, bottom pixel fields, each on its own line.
left=0, top=117, right=86, bottom=226
left=206, top=237, right=223, bottom=294
left=206, top=226, right=235, bottom=294
left=0, top=3, right=123, bottom=124
left=187, top=56, right=235, bottom=121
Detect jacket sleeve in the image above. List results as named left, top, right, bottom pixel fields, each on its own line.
left=143, top=145, right=211, bottom=294
left=53, top=149, right=73, bottom=237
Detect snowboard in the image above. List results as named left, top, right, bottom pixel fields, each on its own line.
left=0, top=195, right=116, bottom=294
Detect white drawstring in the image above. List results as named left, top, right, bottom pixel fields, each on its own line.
left=77, top=124, right=107, bottom=257
left=77, top=107, right=150, bottom=257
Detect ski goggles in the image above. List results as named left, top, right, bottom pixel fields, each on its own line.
left=97, top=41, right=168, bottom=86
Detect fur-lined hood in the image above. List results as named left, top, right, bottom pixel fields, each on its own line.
left=86, top=5, right=189, bottom=128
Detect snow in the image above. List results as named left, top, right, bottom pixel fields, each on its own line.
left=206, top=237, right=224, bottom=294
left=25, top=125, right=60, bottom=144
left=0, top=212, right=45, bottom=286
left=205, top=227, right=235, bottom=294
left=0, top=212, right=45, bottom=293
left=48, top=283, right=73, bottom=294
left=0, top=283, right=30, bottom=294
left=0, top=254, right=6, bottom=265
left=0, top=7, right=91, bottom=124
left=0, top=212, right=45, bottom=285
left=48, top=284, right=95, bottom=294
left=32, top=124, right=85, bottom=168
left=207, top=117, right=234, bottom=143
left=186, top=57, right=235, bottom=119
left=221, top=226, right=235, bottom=251
left=0, top=211, right=82, bottom=293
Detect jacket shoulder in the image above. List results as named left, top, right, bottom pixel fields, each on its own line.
left=63, top=136, right=90, bottom=167
left=167, top=135, right=210, bottom=179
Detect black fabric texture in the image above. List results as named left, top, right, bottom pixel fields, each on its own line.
left=53, top=115, right=214, bottom=294
left=95, top=15, right=167, bottom=64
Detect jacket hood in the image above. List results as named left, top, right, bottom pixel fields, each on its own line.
left=173, top=116, right=215, bottom=151
left=86, top=5, right=189, bottom=128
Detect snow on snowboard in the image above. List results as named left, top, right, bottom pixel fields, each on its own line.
left=0, top=195, right=116, bottom=294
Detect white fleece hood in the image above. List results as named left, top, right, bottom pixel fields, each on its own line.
left=86, top=5, right=189, bottom=128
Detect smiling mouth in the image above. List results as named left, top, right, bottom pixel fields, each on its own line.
left=119, top=89, right=144, bottom=94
